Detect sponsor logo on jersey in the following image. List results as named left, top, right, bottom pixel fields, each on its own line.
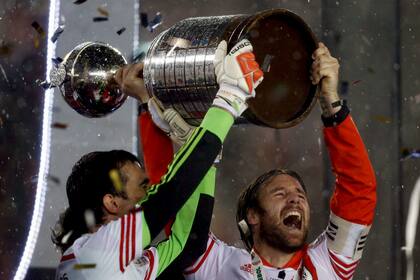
left=240, top=263, right=253, bottom=274
left=133, top=255, right=149, bottom=267
left=302, top=267, right=313, bottom=280
left=254, top=266, right=264, bottom=280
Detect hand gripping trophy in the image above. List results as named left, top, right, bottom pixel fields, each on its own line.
left=49, top=9, right=318, bottom=129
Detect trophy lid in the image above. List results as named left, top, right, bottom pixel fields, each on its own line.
left=53, top=42, right=128, bottom=118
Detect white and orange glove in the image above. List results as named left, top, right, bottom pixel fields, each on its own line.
left=148, top=97, right=196, bottom=146
left=213, top=39, right=264, bottom=118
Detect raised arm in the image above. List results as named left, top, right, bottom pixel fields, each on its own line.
left=115, top=37, right=264, bottom=259
left=139, top=106, right=217, bottom=279
left=140, top=107, right=232, bottom=245
left=114, top=63, right=231, bottom=246
left=308, top=43, right=376, bottom=280
left=141, top=166, right=216, bottom=279
left=323, top=106, right=376, bottom=255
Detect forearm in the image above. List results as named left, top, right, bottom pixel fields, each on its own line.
left=141, top=107, right=233, bottom=246
left=139, top=112, right=173, bottom=184
left=139, top=111, right=174, bottom=184
left=323, top=105, right=377, bottom=225
left=322, top=106, right=376, bottom=261
left=155, top=166, right=216, bottom=276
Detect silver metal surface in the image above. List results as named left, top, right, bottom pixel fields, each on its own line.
left=53, top=11, right=318, bottom=128
left=144, top=15, right=243, bottom=125
left=55, top=42, right=128, bottom=118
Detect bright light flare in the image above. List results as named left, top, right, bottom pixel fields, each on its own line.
left=13, top=0, right=60, bottom=279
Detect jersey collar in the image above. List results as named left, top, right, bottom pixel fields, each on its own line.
left=253, top=245, right=307, bottom=270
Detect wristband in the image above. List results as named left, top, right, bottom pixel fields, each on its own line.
left=331, top=99, right=347, bottom=108
left=321, top=104, right=350, bottom=127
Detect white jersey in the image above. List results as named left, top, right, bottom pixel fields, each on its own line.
left=183, top=114, right=377, bottom=280
left=56, top=211, right=157, bottom=280
left=184, top=213, right=371, bottom=280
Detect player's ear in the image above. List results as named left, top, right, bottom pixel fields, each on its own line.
left=103, top=194, right=119, bottom=214
left=246, top=208, right=260, bottom=226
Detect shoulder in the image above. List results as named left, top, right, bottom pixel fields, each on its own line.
left=184, top=233, right=250, bottom=277
left=210, top=233, right=249, bottom=259
left=72, top=234, right=92, bottom=251
left=308, top=232, right=360, bottom=279
left=124, top=247, right=157, bottom=280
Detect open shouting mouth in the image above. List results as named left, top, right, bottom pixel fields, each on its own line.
left=282, top=210, right=302, bottom=230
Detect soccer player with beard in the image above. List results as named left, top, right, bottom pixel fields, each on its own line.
left=182, top=43, right=377, bottom=280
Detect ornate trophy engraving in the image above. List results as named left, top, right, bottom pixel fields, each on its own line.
left=50, top=9, right=318, bottom=128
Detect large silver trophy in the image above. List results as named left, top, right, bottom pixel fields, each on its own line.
left=50, top=9, right=318, bottom=128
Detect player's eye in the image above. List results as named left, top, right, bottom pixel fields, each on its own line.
left=139, top=178, right=150, bottom=190
left=275, top=191, right=285, bottom=197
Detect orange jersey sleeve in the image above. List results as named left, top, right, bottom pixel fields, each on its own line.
left=139, top=111, right=174, bottom=184
left=324, top=114, right=377, bottom=225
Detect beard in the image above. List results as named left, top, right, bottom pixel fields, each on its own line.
left=259, top=210, right=308, bottom=254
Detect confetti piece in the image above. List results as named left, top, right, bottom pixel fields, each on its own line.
left=352, top=80, right=362, bottom=85
left=132, top=51, right=145, bottom=63
left=52, top=57, right=63, bottom=65
left=116, top=27, right=126, bottom=35
left=84, top=209, right=96, bottom=230
left=140, top=12, right=163, bottom=32
left=401, top=148, right=420, bottom=161
left=360, top=35, right=372, bottom=46
left=0, top=63, right=10, bottom=85
left=73, top=264, right=96, bottom=270
left=34, top=36, right=40, bottom=48
left=93, top=16, right=108, bottom=22
left=109, top=169, right=123, bottom=192
left=39, top=80, right=51, bottom=89
left=147, top=12, right=162, bottom=32
left=0, top=42, right=13, bottom=57
left=372, top=115, right=392, bottom=124
left=150, top=13, right=162, bottom=26
left=261, top=54, right=274, bottom=73
left=29, top=175, right=39, bottom=184
left=140, top=13, right=148, bottom=27
left=47, top=175, right=61, bottom=184
left=52, top=122, right=68, bottom=129
left=73, top=0, right=88, bottom=4
left=61, top=230, right=73, bottom=244
left=31, top=21, right=46, bottom=38
left=97, top=5, right=109, bottom=17
left=51, top=25, right=65, bottom=43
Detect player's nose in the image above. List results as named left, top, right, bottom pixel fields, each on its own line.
left=286, top=192, right=301, bottom=205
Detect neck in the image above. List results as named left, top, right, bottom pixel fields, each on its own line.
left=93, top=212, right=118, bottom=233
left=253, top=239, right=296, bottom=268
left=103, top=213, right=119, bottom=224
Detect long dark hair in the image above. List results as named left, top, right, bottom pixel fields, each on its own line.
left=236, top=169, right=306, bottom=251
left=51, top=150, right=141, bottom=253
